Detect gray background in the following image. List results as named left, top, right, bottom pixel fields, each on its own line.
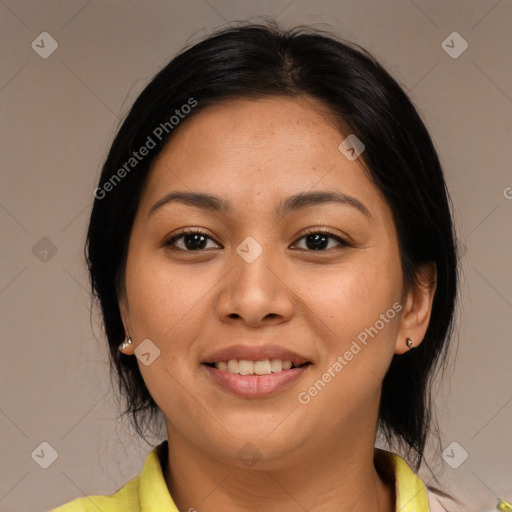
left=1, top=1, right=511, bottom=511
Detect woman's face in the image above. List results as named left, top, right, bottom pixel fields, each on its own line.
left=119, top=96, right=430, bottom=467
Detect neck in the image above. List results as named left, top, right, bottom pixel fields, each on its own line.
left=163, top=427, right=395, bottom=512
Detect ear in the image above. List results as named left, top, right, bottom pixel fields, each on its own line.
left=395, top=262, right=437, bottom=354
left=118, top=289, right=135, bottom=356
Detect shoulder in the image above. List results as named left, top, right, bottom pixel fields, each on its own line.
left=375, top=448, right=467, bottom=512
left=427, top=488, right=450, bottom=512
left=375, top=448, right=466, bottom=512
left=50, top=477, right=140, bottom=512
left=426, top=487, right=467, bottom=512
left=50, top=440, right=177, bottom=512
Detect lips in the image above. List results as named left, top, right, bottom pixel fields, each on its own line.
left=201, top=343, right=312, bottom=398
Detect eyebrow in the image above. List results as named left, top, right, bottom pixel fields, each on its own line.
left=148, top=190, right=372, bottom=219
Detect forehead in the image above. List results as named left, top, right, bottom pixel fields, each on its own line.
left=153, top=95, right=344, bottom=161
left=140, top=96, right=386, bottom=221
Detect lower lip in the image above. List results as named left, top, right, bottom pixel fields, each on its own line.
left=202, top=364, right=311, bottom=399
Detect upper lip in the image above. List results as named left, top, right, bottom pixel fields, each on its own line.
left=202, top=344, right=311, bottom=366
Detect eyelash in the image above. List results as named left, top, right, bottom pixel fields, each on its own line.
left=164, top=228, right=351, bottom=252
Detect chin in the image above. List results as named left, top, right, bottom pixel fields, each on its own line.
left=209, top=430, right=306, bottom=470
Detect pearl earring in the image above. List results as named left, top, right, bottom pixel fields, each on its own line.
left=118, top=336, right=133, bottom=352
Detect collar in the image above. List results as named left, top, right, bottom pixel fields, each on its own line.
left=138, top=441, right=179, bottom=511
left=375, top=447, right=430, bottom=511
left=139, top=441, right=430, bottom=511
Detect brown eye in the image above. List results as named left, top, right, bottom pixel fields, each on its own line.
left=292, top=230, right=350, bottom=251
left=165, top=230, right=221, bottom=251
left=164, top=228, right=350, bottom=252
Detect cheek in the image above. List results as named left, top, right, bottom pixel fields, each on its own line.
left=123, top=249, right=213, bottom=434
left=124, top=246, right=212, bottom=342
left=301, top=251, right=401, bottom=338
left=297, top=250, right=402, bottom=406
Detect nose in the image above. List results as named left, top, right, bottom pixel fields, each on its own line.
left=216, top=242, right=295, bottom=328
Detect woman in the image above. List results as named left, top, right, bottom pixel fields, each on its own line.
left=53, top=21, right=462, bottom=512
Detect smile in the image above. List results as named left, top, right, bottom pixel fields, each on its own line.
left=202, top=359, right=312, bottom=398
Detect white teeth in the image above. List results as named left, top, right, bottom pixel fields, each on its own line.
left=227, top=359, right=238, bottom=374
left=238, top=360, right=254, bottom=375
left=270, top=359, right=282, bottom=372
left=254, top=359, right=272, bottom=375
left=216, top=361, right=228, bottom=372
left=214, top=358, right=296, bottom=374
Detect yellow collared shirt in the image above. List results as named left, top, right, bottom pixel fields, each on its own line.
left=51, top=442, right=431, bottom=511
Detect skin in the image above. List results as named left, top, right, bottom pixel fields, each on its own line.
left=118, top=96, right=436, bottom=512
